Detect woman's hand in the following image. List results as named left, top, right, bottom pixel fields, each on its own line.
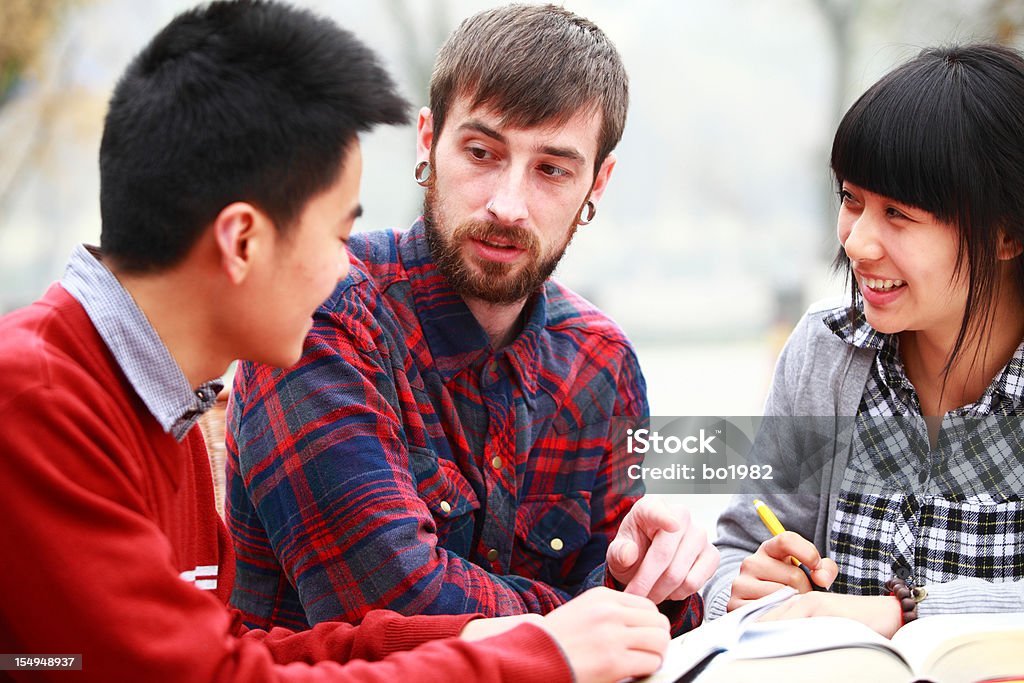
left=728, top=531, right=838, bottom=611
left=758, top=592, right=903, bottom=638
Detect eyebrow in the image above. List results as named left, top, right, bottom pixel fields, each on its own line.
left=459, top=120, right=587, bottom=166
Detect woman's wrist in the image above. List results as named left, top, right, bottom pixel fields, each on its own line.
left=885, top=577, right=927, bottom=630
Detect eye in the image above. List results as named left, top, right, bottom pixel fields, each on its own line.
left=885, top=207, right=908, bottom=220
left=539, top=163, right=569, bottom=178
left=467, top=146, right=492, bottom=161
left=837, top=189, right=854, bottom=203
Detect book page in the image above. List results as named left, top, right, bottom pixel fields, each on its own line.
left=647, top=604, right=1024, bottom=683
left=891, top=613, right=1024, bottom=679
left=642, top=587, right=797, bottom=683
left=728, top=615, right=908, bottom=663
left=696, top=647, right=915, bottom=683
left=668, top=617, right=913, bottom=683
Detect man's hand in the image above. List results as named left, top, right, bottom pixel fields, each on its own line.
left=460, top=587, right=670, bottom=683
left=758, top=592, right=902, bottom=638
left=541, top=587, right=670, bottom=683
left=727, top=531, right=838, bottom=612
left=606, top=497, right=719, bottom=603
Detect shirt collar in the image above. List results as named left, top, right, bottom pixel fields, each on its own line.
left=990, top=340, right=1024, bottom=409
left=397, top=219, right=546, bottom=399
left=823, top=304, right=888, bottom=352
left=60, top=245, right=222, bottom=440
left=823, top=303, right=912, bottom=394
left=823, top=302, right=1024, bottom=411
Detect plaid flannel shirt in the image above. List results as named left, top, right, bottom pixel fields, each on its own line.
left=226, top=220, right=703, bottom=635
left=823, top=305, right=1024, bottom=595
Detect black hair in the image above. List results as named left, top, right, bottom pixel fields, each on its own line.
left=832, top=43, right=1024, bottom=372
left=99, top=0, right=409, bottom=272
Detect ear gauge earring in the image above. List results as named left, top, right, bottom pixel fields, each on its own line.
left=414, top=161, right=431, bottom=187
left=577, top=200, right=597, bottom=225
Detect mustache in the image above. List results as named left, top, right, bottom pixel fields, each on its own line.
left=453, top=220, right=540, bottom=255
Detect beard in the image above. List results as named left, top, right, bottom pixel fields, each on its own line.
left=422, top=180, right=578, bottom=304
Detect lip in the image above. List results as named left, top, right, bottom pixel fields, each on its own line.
left=855, top=270, right=907, bottom=307
left=468, top=237, right=526, bottom=264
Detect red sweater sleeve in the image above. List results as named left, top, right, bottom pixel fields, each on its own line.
left=0, top=382, right=571, bottom=683
left=237, top=617, right=571, bottom=682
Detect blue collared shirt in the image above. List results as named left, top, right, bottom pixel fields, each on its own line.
left=60, top=244, right=222, bottom=441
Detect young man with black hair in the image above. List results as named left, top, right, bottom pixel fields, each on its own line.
left=228, top=2, right=718, bottom=638
left=0, top=2, right=672, bottom=681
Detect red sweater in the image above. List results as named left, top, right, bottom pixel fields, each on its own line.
left=0, top=284, right=571, bottom=683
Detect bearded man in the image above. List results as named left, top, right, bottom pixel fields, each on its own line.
left=226, top=3, right=718, bottom=638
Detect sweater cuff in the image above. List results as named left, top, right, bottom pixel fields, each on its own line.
left=706, top=587, right=731, bottom=620
left=378, top=612, right=479, bottom=657
left=480, top=622, right=574, bottom=683
left=917, top=579, right=1024, bottom=616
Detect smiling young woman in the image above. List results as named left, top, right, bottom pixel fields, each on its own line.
left=704, top=43, right=1024, bottom=637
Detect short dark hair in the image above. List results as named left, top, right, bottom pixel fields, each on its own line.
left=831, top=43, right=1024, bottom=371
left=428, top=3, right=628, bottom=176
left=100, top=0, right=409, bottom=273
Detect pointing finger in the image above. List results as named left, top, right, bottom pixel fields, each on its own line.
left=607, top=537, right=640, bottom=575
left=624, top=528, right=680, bottom=597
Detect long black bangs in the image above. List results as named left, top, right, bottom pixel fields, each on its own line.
left=829, top=52, right=973, bottom=306
left=831, top=55, right=967, bottom=225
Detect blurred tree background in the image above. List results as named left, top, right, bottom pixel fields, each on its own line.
left=1, top=0, right=71, bottom=105
left=2, top=0, right=1024, bottom=418
left=1, top=0, right=95, bottom=311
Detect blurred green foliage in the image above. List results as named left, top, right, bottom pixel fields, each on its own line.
left=0, top=0, right=73, bottom=107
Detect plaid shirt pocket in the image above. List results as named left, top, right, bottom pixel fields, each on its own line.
left=918, top=497, right=1024, bottom=585
left=514, top=492, right=593, bottom=585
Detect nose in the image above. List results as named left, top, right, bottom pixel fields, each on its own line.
left=486, top=166, right=529, bottom=225
left=839, top=211, right=884, bottom=263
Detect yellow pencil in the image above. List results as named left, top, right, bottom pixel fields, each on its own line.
left=752, top=499, right=827, bottom=591
left=753, top=498, right=787, bottom=537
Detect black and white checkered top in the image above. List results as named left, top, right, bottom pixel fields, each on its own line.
left=823, top=305, right=1024, bottom=595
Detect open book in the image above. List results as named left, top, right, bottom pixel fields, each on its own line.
left=642, top=588, right=1024, bottom=683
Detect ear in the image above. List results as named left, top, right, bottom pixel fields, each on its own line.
left=416, top=106, right=434, bottom=162
left=997, top=230, right=1023, bottom=260
left=586, top=152, right=617, bottom=205
left=213, top=202, right=273, bottom=284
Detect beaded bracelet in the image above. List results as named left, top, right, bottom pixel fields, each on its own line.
left=885, top=577, right=927, bottom=626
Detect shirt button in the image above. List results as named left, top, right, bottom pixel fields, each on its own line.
left=491, top=456, right=503, bottom=470
left=440, top=501, right=452, bottom=514
left=487, top=548, right=499, bottom=561
left=550, top=538, right=564, bottom=552
left=196, top=389, right=208, bottom=401
left=918, top=471, right=928, bottom=484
